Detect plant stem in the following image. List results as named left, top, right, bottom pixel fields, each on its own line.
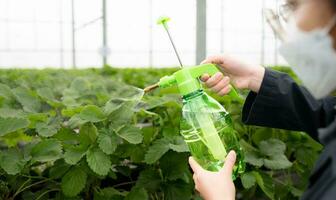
left=12, top=179, right=51, bottom=199
left=35, top=188, right=60, bottom=200
left=112, top=181, right=136, bottom=188
left=15, top=178, right=31, bottom=196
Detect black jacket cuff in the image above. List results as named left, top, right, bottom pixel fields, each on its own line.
left=242, top=68, right=283, bottom=125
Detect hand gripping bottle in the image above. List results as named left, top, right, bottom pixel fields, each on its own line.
left=152, top=64, right=245, bottom=179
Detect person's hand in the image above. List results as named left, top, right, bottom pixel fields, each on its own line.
left=189, top=151, right=237, bottom=200
left=201, top=55, right=265, bottom=95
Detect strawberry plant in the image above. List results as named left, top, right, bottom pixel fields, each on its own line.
left=0, top=67, right=322, bottom=200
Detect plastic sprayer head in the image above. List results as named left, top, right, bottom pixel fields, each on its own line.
left=143, top=64, right=241, bottom=99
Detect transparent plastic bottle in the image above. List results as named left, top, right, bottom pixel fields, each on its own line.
left=180, top=89, right=245, bottom=178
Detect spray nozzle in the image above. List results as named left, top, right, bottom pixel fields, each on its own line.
left=144, top=83, right=159, bottom=93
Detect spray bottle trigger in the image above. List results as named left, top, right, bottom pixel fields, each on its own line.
left=189, top=64, right=241, bottom=99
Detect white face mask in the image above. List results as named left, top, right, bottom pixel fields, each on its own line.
left=279, top=16, right=336, bottom=99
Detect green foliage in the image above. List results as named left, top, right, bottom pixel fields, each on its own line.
left=97, top=129, right=118, bottom=155
left=86, top=147, right=111, bottom=176
left=0, top=66, right=322, bottom=199
left=125, top=187, right=148, bottom=200
left=31, top=139, right=63, bottom=162
left=116, top=125, right=143, bottom=144
left=61, top=167, right=88, bottom=197
left=144, top=138, right=170, bottom=164
left=79, top=105, right=106, bottom=123
left=0, top=148, right=26, bottom=175
left=0, top=117, right=29, bottom=136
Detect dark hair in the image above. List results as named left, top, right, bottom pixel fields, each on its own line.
left=332, top=0, right=336, bottom=9
left=287, top=0, right=336, bottom=10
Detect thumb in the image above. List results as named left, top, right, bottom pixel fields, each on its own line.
left=189, top=157, right=204, bottom=174
left=220, top=150, right=237, bottom=175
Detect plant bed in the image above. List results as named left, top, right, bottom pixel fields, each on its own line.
left=0, top=66, right=322, bottom=200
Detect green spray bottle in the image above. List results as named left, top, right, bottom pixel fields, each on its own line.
left=145, top=17, right=245, bottom=178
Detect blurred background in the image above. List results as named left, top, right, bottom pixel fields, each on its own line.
left=0, top=0, right=286, bottom=68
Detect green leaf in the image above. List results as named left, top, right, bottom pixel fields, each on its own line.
left=160, top=151, right=189, bottom=181
left=31, top=139, right=62, bottom=162
left=0, top=117, right=29, bottom=136
left=296, top=148, right=318, bottom=167
left=54, top=127, right=79, bottom=143
left=86, top=147, right=111, bottom=176
left=27, top=113, right=48, bottom=127
left=0, top=83, right=13, bottom=99
left=168, top=137, right=189, bottom=152
left=244, top=150, right=264, bottom=167
left=0, top=108, right=24, bottom=118
left=103, top=98, right=124, bottom=115
left=98, top=129, right=118, bottom=155
left=259, top=139, right=292, bottom=170
left=37, top=87, right=56, bottom=100
left=64, top=146, right=87, bottom=165
left=125, top=187, right=148, bottom=200
left=264, top=154, right=292, bottom=170
left=79, top=105, right=106, bottom=123
left=1, top=131, right=32, bottom=147
left=49, top=160, right=71, bottom=179
left=109, top=101, right=135, bottom=130
left=240, top=139, right=263, bottom=167
left=35, top=118, right=61, bottom=137
left=241, top=172, right=256, bottom=189
left=79, top=123, right=98, bottom=146
left=0, top=148, right=26, bottom=175
left=37, top=87, right=61, bottom=107
left=259, top=139, right=286, bottom=156
left=62, top=106, right=84, bottom=117
left=252, top=128, right=272, bottom=145
left=68, top=114, right=87, bottom=128
left=70, top=77, right=90, bottom=93
left=12, top=87, right=41, bottom=113
left=144, top=138, right=170, bottom=164
left=162, top=180, right=192, bottom=200
left=129, top=145, right=146, bottom=163
left=136, top=169, right=162, bottom=192
left=116, top=125, right=143, bottom=144
left=61, top=167, right=87, bottom=197
left=252, top=171, right=275, bottom=200
left=290, top=186, right=304, bottom=197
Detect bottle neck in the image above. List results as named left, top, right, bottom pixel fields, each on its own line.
left=182, top=89, right=204, bottom=102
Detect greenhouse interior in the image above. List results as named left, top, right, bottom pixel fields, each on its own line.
left=0, top=0, right=335, bottom=199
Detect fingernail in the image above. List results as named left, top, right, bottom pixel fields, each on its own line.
left=229, top=150, right=236, bottom=159
left=201, top=74, right=209, bottom=81
left=214, top=72, right=222, bottom=78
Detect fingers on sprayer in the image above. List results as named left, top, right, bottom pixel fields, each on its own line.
left=206, top=72, right=223, bottom=87
left=222, top=151, right=237, bottom=175
left=218, top=85, right=231, bottom=96
left=211, top=76, right=230, bottom=93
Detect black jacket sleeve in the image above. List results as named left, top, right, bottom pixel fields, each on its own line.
left=242, top=68, right=336, bottom=141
